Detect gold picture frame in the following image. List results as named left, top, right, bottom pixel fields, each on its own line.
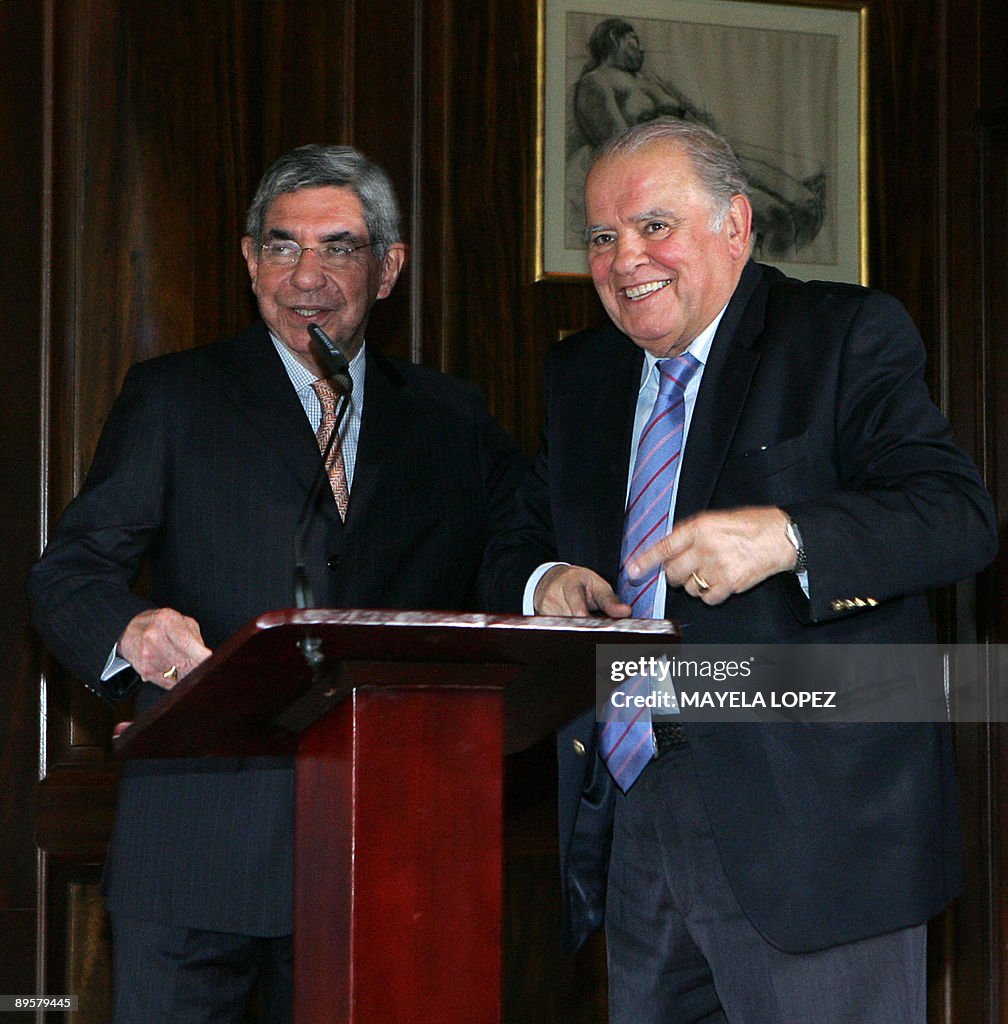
left=534, top=0, right=868, bottom=283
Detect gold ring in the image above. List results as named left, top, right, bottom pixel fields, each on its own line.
left=162, top=665, right=179, bottom=680
left=690, top=571, right=711, bottom=592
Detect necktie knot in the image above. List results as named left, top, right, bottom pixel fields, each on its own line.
left=656, top=351, right=701, bottom=399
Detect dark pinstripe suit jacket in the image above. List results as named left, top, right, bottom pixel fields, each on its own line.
left=29, top=321, right=526, bottom=934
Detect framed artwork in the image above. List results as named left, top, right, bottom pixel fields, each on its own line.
left=534, top=0, right=868, bottom=283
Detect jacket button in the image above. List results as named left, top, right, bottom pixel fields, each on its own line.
left=327, top=557, right=340, bottom=570
left=572, top=739, right=587, bottom=757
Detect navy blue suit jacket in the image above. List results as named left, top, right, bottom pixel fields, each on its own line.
left=30, top=321, right=527, bottom=934
left=483, top=261, right=997, bottom=953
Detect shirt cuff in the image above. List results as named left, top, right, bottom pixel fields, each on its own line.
left=102, top=645, right=131, bottom=681
left=523, top=562, right=570, bottom=614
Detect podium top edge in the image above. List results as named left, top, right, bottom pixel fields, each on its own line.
left=254, top=609, right=678, bottom=636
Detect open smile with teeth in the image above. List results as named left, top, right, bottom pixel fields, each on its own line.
left=293, top=307, right=324, bottom=317
left=624, top=280, right=671, bottom=301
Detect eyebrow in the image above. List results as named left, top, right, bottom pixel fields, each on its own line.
left=585, top=208, right=676, bottom=235
left=630, top=208, right=675, bottom=223
left=265, top=228, right=364, bottom=243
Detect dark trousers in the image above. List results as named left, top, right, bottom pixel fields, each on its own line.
left=110, top=915, right=292, bottom=1024
left=607, top=744, right=927, bottom=1024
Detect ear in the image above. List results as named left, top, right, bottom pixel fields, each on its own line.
left=724, top=195, right=753, bottom=259
left=240, top=236, right=259, bottom=286
left=376, top=242, right=408, bottom=300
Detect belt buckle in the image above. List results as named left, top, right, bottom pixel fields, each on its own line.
left=653, top=721, right=688, bottom=755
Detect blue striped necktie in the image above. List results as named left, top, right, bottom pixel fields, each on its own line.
left=599, top=352, right=700, bottom=791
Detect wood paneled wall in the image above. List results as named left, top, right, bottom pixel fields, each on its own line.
left=0, top=0, right=45, bottom=1005
left=1, top=0, right=1006, bottom=1019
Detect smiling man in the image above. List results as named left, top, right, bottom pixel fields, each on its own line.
left=482, top=118, right=997, bottom=1023
left=241, top=182, right=404, bottom=370
left=29, top=145, right=525, bottom=1023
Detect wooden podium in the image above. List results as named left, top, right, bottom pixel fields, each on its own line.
left=114, top=609, right=674, bottom=1023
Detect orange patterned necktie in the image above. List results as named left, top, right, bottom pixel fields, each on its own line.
left=311, top=378, right=349, bottom=519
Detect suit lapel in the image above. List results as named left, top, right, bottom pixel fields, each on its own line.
left=673, top=261, right=769, bottom=521
left=347, top=347, right=408, bottom=527
left=593, top=330, right=645, bottom=581
left=221, top=323, right=344, bottom=531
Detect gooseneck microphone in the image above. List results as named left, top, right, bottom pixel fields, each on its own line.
left=293, top=324, right=353, bottom=614
left=308, top=323, right=351, bottom=390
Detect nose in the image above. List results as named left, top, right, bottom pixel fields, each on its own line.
left=289, top=247, right=328, bottom=289
left=610, top=233, right=649, bottom=276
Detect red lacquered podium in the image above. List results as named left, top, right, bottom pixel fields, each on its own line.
left=114, top=609, right=675, bottom=1023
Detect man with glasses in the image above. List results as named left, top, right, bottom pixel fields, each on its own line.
left=29, top=145, right=525, bottom=1023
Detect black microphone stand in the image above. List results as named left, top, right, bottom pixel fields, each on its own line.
left=292, top=325, right=353, bottom=669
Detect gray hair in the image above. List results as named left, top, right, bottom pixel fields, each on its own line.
left=591, top=117, right=750, bottom=230
left=244, top=144, right=401, bottom=259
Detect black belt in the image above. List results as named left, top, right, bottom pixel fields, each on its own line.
left=653, top=721, right=688, bottom=755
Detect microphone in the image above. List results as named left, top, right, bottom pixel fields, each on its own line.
left=308, top=323, right=351, bottom=392
left=293, top=325, right=353, bottom=617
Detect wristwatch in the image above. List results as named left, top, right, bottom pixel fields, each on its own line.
left=785, top=519, right=807, bottom=573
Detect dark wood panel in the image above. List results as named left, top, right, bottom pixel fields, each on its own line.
left=504, top=738, right=608, bottom=1023
left=978, top=114, right=1008, bottom=637
left=866, top=1, right=943, bottom=337
left=349, top=0, right=418, bottom=363
left=427, top=0, right=605, bottom=451
left=0, top=909, right=37, bottom=1014
left=979, top=114, right=1008, bottom=1024
left=40, top=861, right=108, bottom=1024
left=980, top=2, right=1008, bottom=111
left=45, top=0, right=359, bottom=493
left=504, top=854, right=608, bottom=1024
left=0, top=0, right=46, bottom=1005
left=944, top=724, right=996, bottom=1022
left=66, top=881, right=113, bottom=1024
left=35, top=769, right=118, bottom=863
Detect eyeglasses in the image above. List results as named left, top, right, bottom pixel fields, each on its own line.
left=258, top=239, right=375, bottom=268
